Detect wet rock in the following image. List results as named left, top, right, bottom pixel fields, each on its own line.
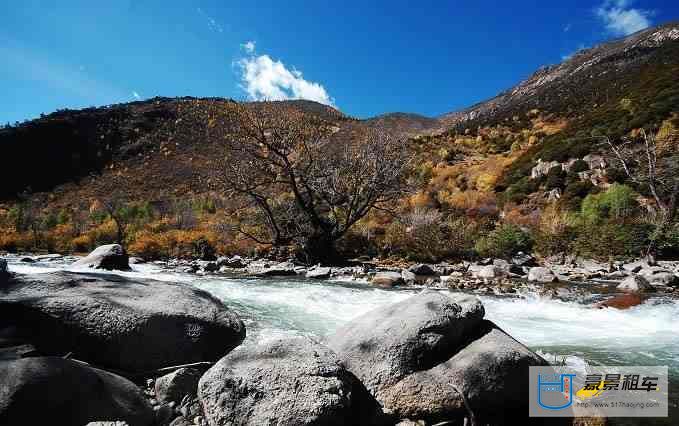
left=528, top=267, right=557, bottom=283
left=199, top=337, right=379, bottom=426
left=408, top=264, right=437, bottom=275
left=306, top=266, right=331, bottom=279
left=72, top=244, right=131, bottom=271
left=371, top=271, right=404, bottom=288
left=1, top=271, right=245, bottom=371
left=0, top=357, right=153, bottom=425
left=616, top=275, right=655, bottom=293
left=247, top=261, right=298, bottom=277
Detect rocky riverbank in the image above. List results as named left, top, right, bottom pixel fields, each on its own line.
left=0, top=247, right=619, bottom=425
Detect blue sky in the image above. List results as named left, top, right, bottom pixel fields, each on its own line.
left=1, top=0, right=677, bottom=123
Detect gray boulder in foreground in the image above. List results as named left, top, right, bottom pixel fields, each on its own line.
left=0, top=357, right=153, bottom=426
left=326, top=291, right=547, bottom=424
left=72, top=244, right=131, bottom=271
left=198, top=337, right=379, bottom=426
left=0, top=271, right=245, bottom=372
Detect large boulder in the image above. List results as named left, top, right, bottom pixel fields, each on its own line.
left=72, top=244, right=131, bottom=271
left=198, top=337, right=379, bottom=426
left=0, top=357, right=153, bottom=425
left=326, top=291, right=546, bottom=424
left=0, top=271, right=245, bottom=372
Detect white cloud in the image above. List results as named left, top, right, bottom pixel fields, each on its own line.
left=241, top=40, right=256, bottom=54
left=596, top=0, right=652, bottom=36
left=132, top=91, right=141, bottom=100
left=236, top=53, right=334, bottom=106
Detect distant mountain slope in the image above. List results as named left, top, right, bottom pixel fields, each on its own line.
left=440, top=22, right=679, bottom=128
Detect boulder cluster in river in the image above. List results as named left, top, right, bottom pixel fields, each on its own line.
left=0, top=245, right=599, bottom=425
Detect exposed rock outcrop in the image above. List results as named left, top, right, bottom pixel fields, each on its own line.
left=72, top=244, right=131, bottom=271
left=0, top=271, right=245, bottom=371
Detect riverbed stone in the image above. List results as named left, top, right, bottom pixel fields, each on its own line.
left=155, top=368, right=203, bottom=404
left=371, top=271, right=404, bottom=288
left=616, top=275, right=655, bottom=293
left=528, top=267, right=557, bottom=282
left=639, top=267, right=678, bottom=286
left=408, top=264, right=437, bottom=275
left=326, top=291, right=546, bottom=423
left=306, top=266, right=331, bottom=279
left=198, top=337, right=379, bottom=426
left=72, top=244, right=131, bottom=271
left=0, top=357, right=153, bottom=425
left=247, top=261, right=298, bottom=276
left=0, top=271, right=245, bottom=372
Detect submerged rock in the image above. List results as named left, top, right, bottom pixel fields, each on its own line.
left=0, top=271, right=245, bottom=371
left=0, top=357, right=153, bottom=425
left=199, top=337, right=379, bottom=426
left=72, top=244, right=131, bottom=271
left=326, top=291, right=546, bottom=423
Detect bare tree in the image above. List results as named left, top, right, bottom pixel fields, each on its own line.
left=178, top=100, right=409, bottom=263
left=605, top=129, right=679, bottom=254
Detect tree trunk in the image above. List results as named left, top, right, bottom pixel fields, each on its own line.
left=302, top=232, right=341, bottom=265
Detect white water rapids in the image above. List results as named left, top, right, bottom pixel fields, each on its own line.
left=5, top=255, right=679, bottom=414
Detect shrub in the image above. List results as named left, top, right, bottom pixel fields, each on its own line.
left=571, top=220, right=652, bottom=259
left=474, top=223, right=533, bottom=259
left=382, top=210, right=482, bottom=262
left=581, top=184, right=638, bottom=222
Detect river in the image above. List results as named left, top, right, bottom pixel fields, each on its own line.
left=5, top=255, right=678, bottom=421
